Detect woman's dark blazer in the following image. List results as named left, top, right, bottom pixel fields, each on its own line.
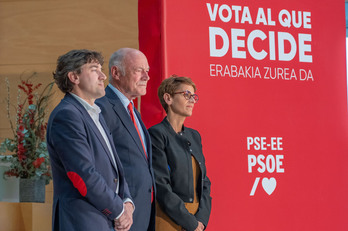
left=148, top=118, right=212, bottom=231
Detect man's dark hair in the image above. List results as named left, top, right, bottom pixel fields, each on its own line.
left=53, top=49, right=104, bottom=93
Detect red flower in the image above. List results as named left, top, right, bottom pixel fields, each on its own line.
left=42, top=172, right=51, bottom=177
left=39, top=124, right=47, bottom=140
left=33, top=157, right=45, bottom=168
left=17, top=126, right=25, bottom=140
left=17, top=143, right=27, bottom=162
left=17, top=143, right=25, bottom=152
left=1, top=76, right=53, bottom=183
left=4, top=169, right=19, bottom=177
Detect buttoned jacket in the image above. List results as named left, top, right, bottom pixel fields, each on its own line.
left=148, top=118, right=212, bottom=231
left=96, top=86, right=156, bottom=231
left=47, top=93, right=131, bottom=231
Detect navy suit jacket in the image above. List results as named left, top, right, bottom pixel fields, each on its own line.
left=96, top=86, right=156, bottom=231
left=47, top=93, right=131, bottom=231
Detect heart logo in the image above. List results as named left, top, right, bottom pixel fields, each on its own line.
left=262, top=177, right=277, bottom=195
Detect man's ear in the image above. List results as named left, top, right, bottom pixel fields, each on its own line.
left=163, top=93, right=172, bottom=105
left=111, top=66, right=121, bottom=81
left=67, top=71, right=79, bottom=84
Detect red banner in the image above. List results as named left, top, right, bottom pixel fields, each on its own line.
left=139, top=0, right=348, bottom=230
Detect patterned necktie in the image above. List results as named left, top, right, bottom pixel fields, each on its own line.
left=127, top=103, right=148, bottom=160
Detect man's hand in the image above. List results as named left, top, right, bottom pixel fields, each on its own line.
left=194, top=221, right=204, bottom=231
left=114, top=202, right=134, bottom=231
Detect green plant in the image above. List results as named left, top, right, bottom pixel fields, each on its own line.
left=0, top=73, right=53, bottom=184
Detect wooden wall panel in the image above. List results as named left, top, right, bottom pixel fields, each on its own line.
left=0, top=202, right=52, bottom=231
left=0, top=0, right=139, bottom=137
left=0, top=0, right=139, bottom=224
left=0, top=0, right=139, bottom=66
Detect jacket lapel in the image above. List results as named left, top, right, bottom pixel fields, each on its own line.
left=99, top=115, right=124, bottom=175
left=105, top=87, right=149, bottom=163
left=64, top=93, right=119, bottom=172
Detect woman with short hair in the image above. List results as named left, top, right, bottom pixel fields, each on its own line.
left=149, top=75, right=212, bottom=231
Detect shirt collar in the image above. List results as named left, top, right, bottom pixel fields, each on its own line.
left=108, top=83, right=132, bottom=110
left=70, top=93, right=101, bottom=115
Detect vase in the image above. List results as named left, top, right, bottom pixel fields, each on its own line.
left=19, top=178, right=45, bottom=203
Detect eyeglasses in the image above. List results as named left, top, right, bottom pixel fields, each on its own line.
left=173, top=90, right=199, bottom=103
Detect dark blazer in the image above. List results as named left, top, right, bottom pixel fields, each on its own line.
left=47, top=93, right=131, bottom=231
left=96, top=86, right=156, bottom=231
left=148, top=118, right=212, bottom=231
